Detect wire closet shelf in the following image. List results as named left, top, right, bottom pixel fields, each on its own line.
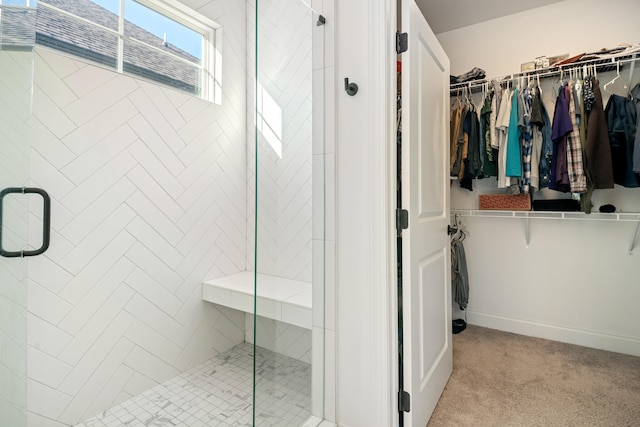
left=450, top=51, right=640, bottom=94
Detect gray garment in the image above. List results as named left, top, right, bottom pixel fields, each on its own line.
left=632, top=83, right=640, bottom=173
left=451, top=238, right=469, bottom=310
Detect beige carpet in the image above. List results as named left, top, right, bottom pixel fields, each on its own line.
left=427, top=325, right=640, bottom=427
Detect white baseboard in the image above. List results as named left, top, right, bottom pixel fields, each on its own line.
left=467, top=310, right=640, bottom=357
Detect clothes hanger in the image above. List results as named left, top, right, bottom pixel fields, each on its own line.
left=466, top=85, right=474, bottom=109
left=453, top=88, right=463, bottom=109
left=604, top=60, right=628, bottom=95
left=466, top=83, right=474, bottom=109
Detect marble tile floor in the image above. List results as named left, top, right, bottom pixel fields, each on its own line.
left=76, top=342, right=311, bottom=427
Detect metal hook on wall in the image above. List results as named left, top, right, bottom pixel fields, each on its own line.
left=344, top=77, right=359, bottom=96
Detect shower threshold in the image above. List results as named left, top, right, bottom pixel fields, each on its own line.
left=75, top=342, right=311, bottom=427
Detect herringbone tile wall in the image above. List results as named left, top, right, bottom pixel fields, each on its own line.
left=25, top=0, right=248, bottom=424
left=244, top=0, right=314, bottom=361
left=246, top=0, right=313, bottom=284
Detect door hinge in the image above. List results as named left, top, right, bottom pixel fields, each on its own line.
left=396, top=32, right=408, bottom=54
left=396, top=209, right=409, bottom=232
left=399, top=390, right=411, bottom=412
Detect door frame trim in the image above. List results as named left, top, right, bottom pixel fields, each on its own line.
left=333, top=0, right=397, bottom=424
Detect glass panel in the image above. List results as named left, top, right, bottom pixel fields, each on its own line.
left=38, top=0, right=120, bottom=31
left=123, top=38, right=201, bottom=95
left=124, top=0, right=201, bottom=62
left=0, top=5, right=34, bottom=426
left=253, top=0, right=323, bottom=424
left=35, top=4, right=118, bottom=68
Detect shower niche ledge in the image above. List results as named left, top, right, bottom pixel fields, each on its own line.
left=202, top=272, right=312, bottom=329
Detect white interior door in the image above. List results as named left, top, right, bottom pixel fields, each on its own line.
left=400, top=1, right=451, bottom=425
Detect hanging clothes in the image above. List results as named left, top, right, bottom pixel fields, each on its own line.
left=489, top=81, right=501, bottom=153
left=529, top=85, right=553, bottom=190
left=577, top=78, right=595, bottom=213
left=605, top=93, right=639, bottom=187
left=457, top=108, right=471, bottom=181
left=566, top=80, right=588, bottom=193
left=451, top=235, right=469, bottom=311
left=520, top=86, right=534, bottom=193
left=631, top=83, right=640, bottom=173
left=480, top=91, right=498, bottom=177
left=450, top=101, right=466, bottom=177
left=530, top=86, right=553, bottom=189
left=461, top=107, right=482, bottom=190
left=584, top=77, right=614, bottom=189
left=495, top=88, right=512, bottom=188
left=550, top=83, right=572, bottom=192
left=505, top=88, right=522, bottom=178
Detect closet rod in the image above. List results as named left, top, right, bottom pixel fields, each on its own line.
left=450, top=53, right=640, bottom=94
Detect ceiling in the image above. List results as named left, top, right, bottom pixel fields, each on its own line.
left=416, top=0, right=566, bottom=34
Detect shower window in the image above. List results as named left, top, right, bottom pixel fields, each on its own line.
left=34, top=0, right=221, bottom=102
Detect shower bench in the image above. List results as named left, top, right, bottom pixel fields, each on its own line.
left=202, top=272, right=312, bottom=329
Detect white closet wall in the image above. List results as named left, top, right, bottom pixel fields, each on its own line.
left=437, top=0, right=640, bottom=356
left=438, top=0, right=640, bottom=77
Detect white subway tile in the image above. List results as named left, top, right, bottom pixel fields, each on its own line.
left=58, top=338, right=136, bottom=425
left=28, top=280, right=73, bottom=325
left=62, top=61, right=118, bottom=99
left=126, top=191, right=184, bottom=246
left=63, top=98, right=138, bottom=155
left=63, top=75, right=138, bottom=127
left=127, top=141, right=186, bottom=199
left=124, top=243, right=183, bottom=294
left=27, top=346, right=73, bottom=389
left=125, top=217, right=184, bottom=271
left=27, top=313, right=72, bottom=357
left=27, top=379, right=73, bottom=420
left=62, top=124, right=138, bottom=185
left=128, top=89, right=185, bottom=154
left=126, top=165, right=184, bottom=223
left=124, top=268, right=182, bottom=318
left=58, top=205, right=137, bottom=275
left=58, top=232, right=136, bottom=305
left=57, top=287, right=135, bottom=368
left=58, top=258, right=136, bottom=336
left=32, top=87, right=76, bottom=140
left=123, top=346, right=180, bottom=384
left=59, top=177, right=137, bottom=245
left=124, top=320, right=182, bottom=365
left=60, top=150, right=137, bottom=215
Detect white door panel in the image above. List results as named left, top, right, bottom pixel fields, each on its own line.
left=400, top=1, right=451, bottom=426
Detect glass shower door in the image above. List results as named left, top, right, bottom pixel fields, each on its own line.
left=0, top=3, right=36, bottom=426
left=252, top=0, right=324, bottom=424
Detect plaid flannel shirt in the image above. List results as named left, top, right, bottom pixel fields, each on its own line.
left=566, top=82, right=587, bottom=193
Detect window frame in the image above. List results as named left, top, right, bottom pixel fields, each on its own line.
left=37, top=0, right=222, bottom=103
